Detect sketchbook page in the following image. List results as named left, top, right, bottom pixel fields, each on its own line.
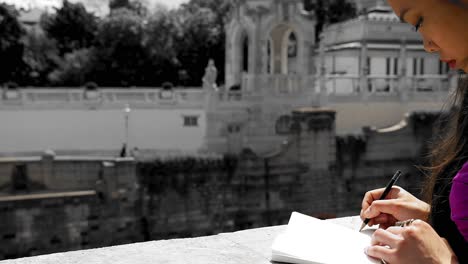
left=271, top=212, right=380, bottom=264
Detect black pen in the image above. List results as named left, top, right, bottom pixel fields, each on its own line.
left=359, top=170, right=402, bottom=232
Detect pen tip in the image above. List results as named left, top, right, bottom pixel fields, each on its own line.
left=359, top=222, right=366, bottom=232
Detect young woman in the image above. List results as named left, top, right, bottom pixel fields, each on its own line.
left=360, top=0, right=468, bottom=263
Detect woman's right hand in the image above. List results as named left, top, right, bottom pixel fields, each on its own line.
left=360, top=186, right=431, bottom=229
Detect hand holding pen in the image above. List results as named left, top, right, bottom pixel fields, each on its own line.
left=359, top=171, right=402, bottom=231
left=359, top=171, right=431, bottom=231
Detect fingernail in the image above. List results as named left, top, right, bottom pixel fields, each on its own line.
left=364, top=247, right=369, bottom=255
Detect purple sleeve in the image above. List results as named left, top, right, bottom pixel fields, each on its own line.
left=450, top=162, right=468, bottom=242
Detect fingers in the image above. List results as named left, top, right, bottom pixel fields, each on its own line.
left=361, top=188, right=386, bottom=211
left=366, top=228, right=403, bottom=264
left=361, top=188, right=386, bottom=221
left=365, top=245, right=394, bottom=263
left=371, top=228, right=403, bottom=249
left=361, top=187, right=403, bottom=217
left=373, top=214, right=390, bottom=225
left=362, top=199, right=401, bottom=219
left=384, top=226, right=405, bottom=236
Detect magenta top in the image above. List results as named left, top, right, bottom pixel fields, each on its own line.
left=450, top=161, right=468, bottom=242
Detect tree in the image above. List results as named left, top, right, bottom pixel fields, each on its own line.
left=174, top=0, right=232, bottom=86
left=109, top=0, right=131, bottom=10
left=92, top=8, right=148, bottom=86
left=144, top=9, right=181, bottom=86
left=23, top=28, right=60, bottom=86
left=109, top=0, right=148, bottom=16
left=304, top=0, right=357, bottom=41
left=327, top=0, right=357, bottom=24
left=42, top=0, right=98, bottom=56
left=48, top=48, right=94, bottom=86
left=0, top=3, right=26, bottom=84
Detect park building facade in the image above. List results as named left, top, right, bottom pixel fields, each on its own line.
left=319, top=3, right=451, bottom=95
left=203, top=0, right=455, bottom=154
left=0, top=0, right=457, bottom=156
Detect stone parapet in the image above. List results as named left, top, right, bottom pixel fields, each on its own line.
left=0, top=89, right=206, bottom=110
left=0, top=216, right=362, bottom=264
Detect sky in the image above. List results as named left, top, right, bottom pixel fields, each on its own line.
left=1, top=0, right=189, bottom=15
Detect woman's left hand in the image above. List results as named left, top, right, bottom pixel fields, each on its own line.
left=365, top=219, right=459, bottom=264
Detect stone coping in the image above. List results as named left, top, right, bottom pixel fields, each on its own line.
left=0, top=216, right=361, bottom=264
left=0, top=190, right=96, bottom=202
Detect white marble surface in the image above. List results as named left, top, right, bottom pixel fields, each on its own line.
left=0, top=216, right=361, bottom=264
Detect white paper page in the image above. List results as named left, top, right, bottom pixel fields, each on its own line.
left=271, top=212, right=380, bottom=264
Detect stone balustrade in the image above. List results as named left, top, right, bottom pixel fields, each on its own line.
left=0, top=74, right=454, bottom=110
left=0, top=88, right=206, bottom=109
left=241, top=74, right=316, bottom=95
left=0, top=216, right=361, bottom=264
left=323, top=74, right=453, bottom=102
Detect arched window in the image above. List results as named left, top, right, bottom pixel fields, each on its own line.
left=288, top=32, right=297, bottom=58
left=242, top=35, right=249, bottom=73
left=271, top=25, right=299, bottom=74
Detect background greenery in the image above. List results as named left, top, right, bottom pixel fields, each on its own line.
left=0, top=0, right=355, bottom=88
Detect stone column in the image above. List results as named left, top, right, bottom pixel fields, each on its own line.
left=318, top=37, right=328, bottom=106
left=292, top=108, right=336, bottom=170
left=398, top=38, right=408, bottom=102
left=101, top=161, right=117, bottom=200
left=41, top=149, right=55, bottom=189
left=360, top=41, right=369, bottom=101
left=291, top=107, right=338, bottom=215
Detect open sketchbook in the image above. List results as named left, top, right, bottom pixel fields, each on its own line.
left=271, top=212, right=380, bottom=264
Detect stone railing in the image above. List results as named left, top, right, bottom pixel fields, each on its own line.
left=0, top=88, right=206, bottom=109
left=217, top=90, right=243, bottom=102
left=407, top=74, right=451, bottom=93
left=324, top=74, right=361, bottom=94
left=0, top=216, right=361, bottom=264
left=324, top=74, right=453, bottom=101
left=241, top=74, right=316, bottom=95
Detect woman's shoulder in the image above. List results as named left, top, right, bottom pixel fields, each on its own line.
left=454, top=161, right=468, bottom=183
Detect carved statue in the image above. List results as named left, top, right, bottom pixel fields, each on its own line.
left=203, top=59, right=218, bottom=91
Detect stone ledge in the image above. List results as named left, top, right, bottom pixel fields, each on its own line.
left=0, top=216, right=360, bottom=264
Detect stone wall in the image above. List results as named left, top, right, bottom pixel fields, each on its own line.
left=0, top=110, right=438, bottom=260
left=334, top=112, right=439, bottom=216
left=0, top=156, right=141, bottom=260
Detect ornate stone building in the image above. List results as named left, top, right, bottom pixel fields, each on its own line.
left=204, top=0, right=454, bottom=154
left=205, top=0, right=319, bottom=155
left=225, top=0, right=316, bottom=90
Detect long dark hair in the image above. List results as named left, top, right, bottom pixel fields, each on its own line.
left=423, top=74, right=468, bottom=203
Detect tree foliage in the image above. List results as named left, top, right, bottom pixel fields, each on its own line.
left=304, top=0, right=357, bottom=41
left=109, top=0, right=148, bottom=16
left=173, top=7, right=220, bottom=86
left=48, top=48, right=94, bottom=86
left=0, top=3, right=26, bottom=84
left=144, top=10, right=181, bottom=85
left=42, top=0, right=98, bottom=55
left=4, top=0, right=369, bottom=87
left=23, top=29, right=60, bottom=85
left=92, top=8, right=148, bottom=86
left=176, top=0, right=232, bottom=85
